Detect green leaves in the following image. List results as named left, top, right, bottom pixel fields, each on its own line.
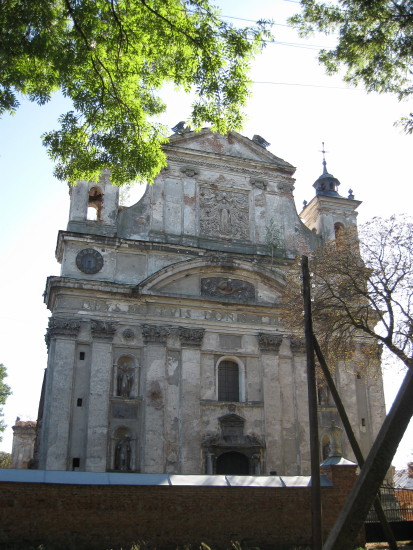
left=0, top=0, right=271, bottom=185
left=289, top=0, right=412, bottom=132
left=0, top=364, right=11, bottom=440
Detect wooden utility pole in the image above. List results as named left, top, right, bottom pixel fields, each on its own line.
left=301, top=256, right=322, bottom=550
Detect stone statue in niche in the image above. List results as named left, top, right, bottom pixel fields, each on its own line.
left=116, top=356, right=135, bottom=398
left=199, top=188, right=249, bottom=240
left=117, top=367, right=134, bottom=397
left=114, top=436, right=132, bottom=471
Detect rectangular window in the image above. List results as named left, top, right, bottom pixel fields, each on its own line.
left=79, top=352, right=85, bottom=360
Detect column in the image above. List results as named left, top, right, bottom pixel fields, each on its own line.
left=85, top=319, right=117, bottom=472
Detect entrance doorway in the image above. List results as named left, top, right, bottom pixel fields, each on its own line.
left=216, top=451, right=249, bottom=475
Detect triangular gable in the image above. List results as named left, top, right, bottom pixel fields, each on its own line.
left=166, top=129, right=295, bottom=172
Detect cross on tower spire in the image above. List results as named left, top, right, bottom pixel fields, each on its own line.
left=321, top=142, right=328, bottom=174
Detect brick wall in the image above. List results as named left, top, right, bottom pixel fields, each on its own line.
left=0, top=466, right=362, bottom=549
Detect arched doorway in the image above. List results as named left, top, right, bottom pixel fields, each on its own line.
left=216, top=451, right=249, bottom=475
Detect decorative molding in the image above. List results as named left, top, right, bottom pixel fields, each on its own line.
left=141, top=324, right=170, bottom=344
left=91, top=319, right=117, bottom=341
left=45, top=317, right=81, bottom=347
left=277, top=182, right=294, bottom=193
left=257, top=333, right=283, bottom=352
left=199, top=187, right=250, bottom=241
left=290, top=337, right=306, bottom=354
left=167, top=154, right=295, bottom=177
left=178, top=326, right=205, bottom=348
left=201, top=277, right=255, bottom=300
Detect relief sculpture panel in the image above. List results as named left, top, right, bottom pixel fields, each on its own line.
left=199, top=187, right=249, bottom=240
left=201, top=277, right=255, bottom=301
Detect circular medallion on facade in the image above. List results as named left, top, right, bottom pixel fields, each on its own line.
left=76, top=248, right=104, bottom=274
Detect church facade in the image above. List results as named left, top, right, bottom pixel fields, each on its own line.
left=35, top=130, right=386, bottom=475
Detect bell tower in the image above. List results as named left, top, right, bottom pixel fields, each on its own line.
left=67, top=169, right=119, bottom=237
left=299, top=144, right=361, bottom=241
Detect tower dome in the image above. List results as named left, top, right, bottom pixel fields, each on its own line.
left=313, top=143, right=341, bottom=197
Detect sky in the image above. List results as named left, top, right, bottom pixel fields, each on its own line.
left=0, top=0, right=412, bottom=468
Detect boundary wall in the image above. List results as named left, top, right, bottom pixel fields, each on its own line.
left=0, top=465, right=361, bottom=549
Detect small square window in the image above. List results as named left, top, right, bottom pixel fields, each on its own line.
left=79, top=352, right=85, bottom=361
left=77, top=398, right=83, bottom=407
left=72, top=458, right=80, bottom=469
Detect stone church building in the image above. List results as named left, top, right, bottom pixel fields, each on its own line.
left=35, top=129, right=386, bottom=475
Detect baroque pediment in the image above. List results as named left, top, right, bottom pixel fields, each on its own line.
left=166, top=129, right=295, bottom=171
left=133, top=257, right=284, bottom=304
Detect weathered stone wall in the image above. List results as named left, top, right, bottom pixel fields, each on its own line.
left=0, top=466, right=362, bottom=550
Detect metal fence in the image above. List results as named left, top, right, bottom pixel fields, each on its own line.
left=365, top=486, right=413, bottom=522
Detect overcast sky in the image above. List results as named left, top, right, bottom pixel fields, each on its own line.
left=0, top=0, right=411, bottom=468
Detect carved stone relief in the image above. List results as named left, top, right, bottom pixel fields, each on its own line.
left=250, top=177, right=268, bottom=190
left=122, top=328, right=135, bottom=340
left=257, top=333, right=283, bottom=352
left=45, top=317, right=81, bottom=347
left=178, top=326, right=205, bottom=348
left=141, top=324, right=170, bottom=344
left=201, top=277, right=255, bottom=301
left=181, top=166, right=199, bottom=177
left=290, top=337, right=306, bottom=354
left=199, top=187, right=249, bottom=240
left=91, top=319, right=117, bottom=340
left=277, top=182, right=294, bottom=193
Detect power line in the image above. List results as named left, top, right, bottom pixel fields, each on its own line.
left=263, top=39, right=326, bottom=49
left=220, top=14, right=290, bottom=27
left=252, top=81, right=356, bottom=90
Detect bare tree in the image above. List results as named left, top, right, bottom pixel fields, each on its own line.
left=286, top=215, right=413, bottom=550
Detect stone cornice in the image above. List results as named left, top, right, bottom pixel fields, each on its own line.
left=163, top=135, right=296, bottom=175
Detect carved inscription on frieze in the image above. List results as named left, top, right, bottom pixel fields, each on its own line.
left=199, top=187, right=249, bottom=240
left=201, top=277, right=255, bottom=301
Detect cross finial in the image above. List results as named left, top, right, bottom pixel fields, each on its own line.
left=320, top=141, right=328, bottom=174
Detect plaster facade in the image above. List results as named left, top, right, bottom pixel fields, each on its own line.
left=35, top=130, right=386, bottom=475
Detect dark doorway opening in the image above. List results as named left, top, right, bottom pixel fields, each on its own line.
left=216, top=451, right=249, bottom=475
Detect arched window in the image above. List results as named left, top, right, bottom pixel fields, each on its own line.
left=87, top=186, right=103, bottom=221
left=218, top=360, right=239, bottom=402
